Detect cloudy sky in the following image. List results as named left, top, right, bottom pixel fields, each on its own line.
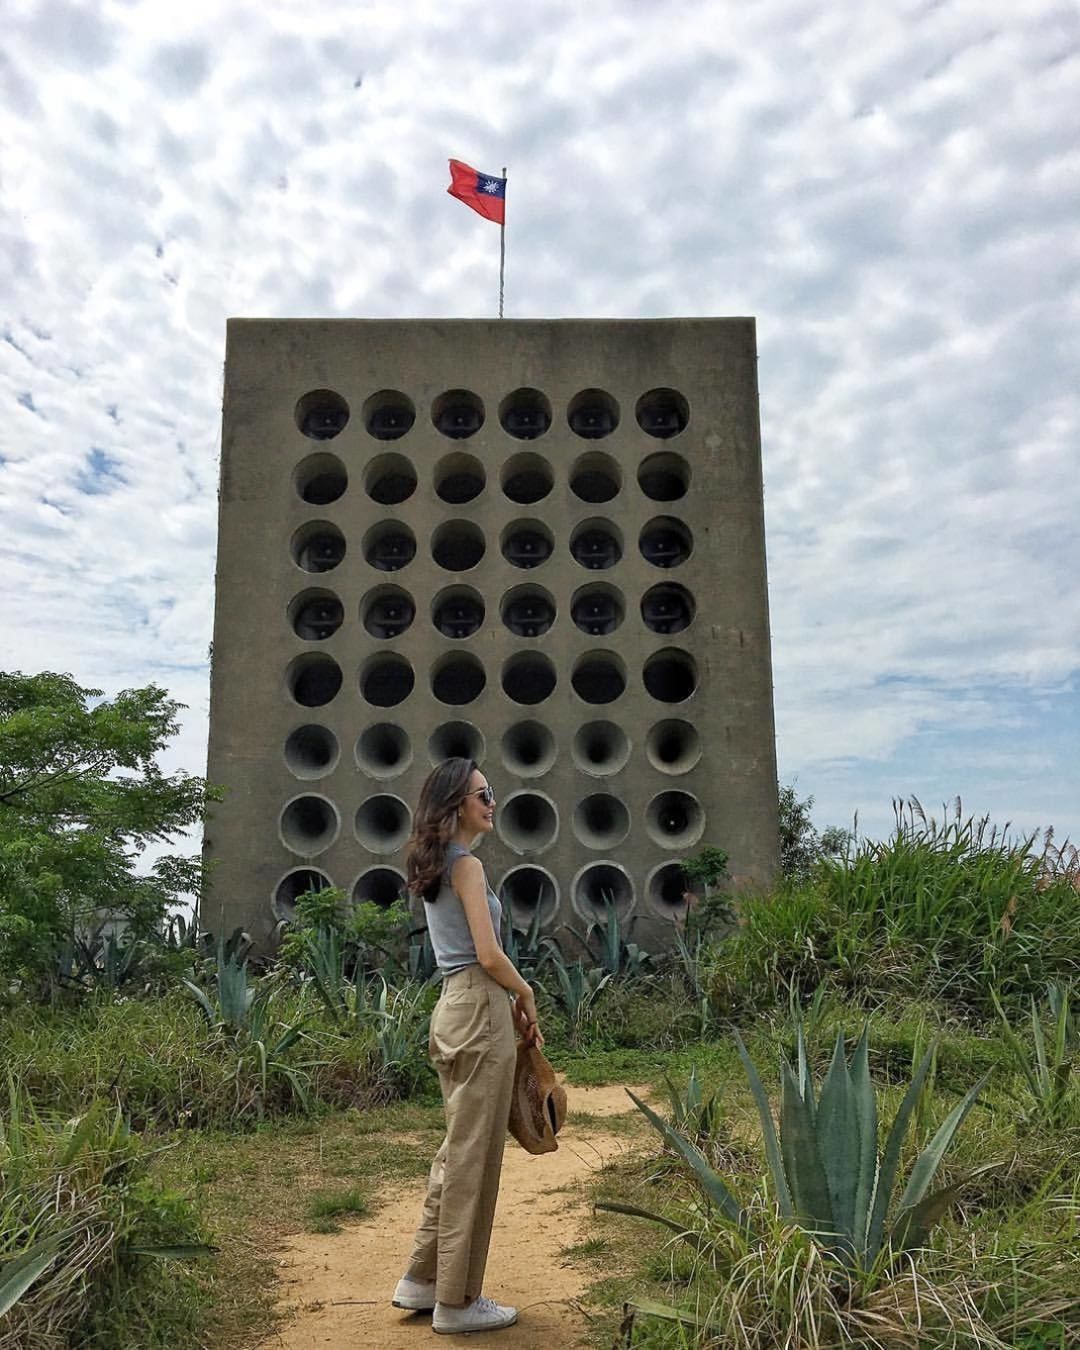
left=2, top=0, right=1078, bottom=851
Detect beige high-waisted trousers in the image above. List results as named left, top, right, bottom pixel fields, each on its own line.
left=406, top=965, right=516, bottom=1305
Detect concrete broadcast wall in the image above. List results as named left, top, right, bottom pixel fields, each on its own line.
left=203, top=318, right=778, bottom=951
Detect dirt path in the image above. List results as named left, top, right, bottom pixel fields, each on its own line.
left=272, top=1082, right=646, bottom=1347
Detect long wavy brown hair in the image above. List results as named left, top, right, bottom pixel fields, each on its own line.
left=405, top=757, right=478, bottom=901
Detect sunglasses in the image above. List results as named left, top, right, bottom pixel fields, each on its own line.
left=464, top=786, right=496, bottom=806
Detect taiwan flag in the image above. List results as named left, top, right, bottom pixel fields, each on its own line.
left=447, top=159, right=506, bottom=224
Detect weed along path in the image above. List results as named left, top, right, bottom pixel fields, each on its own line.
left=271, top=1083, right=646, bottom=1348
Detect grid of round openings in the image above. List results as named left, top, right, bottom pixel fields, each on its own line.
left=432, top=389, right=484, bottom=439
left=290, top=590, right=343, bottom=641
left=570, top=520, right=621, bottom=570
left=570, top=452, right=620, bottom=503
left=501, top=453, right=553, bottom=504
left=643, top=649, right=697, bottom=703
left=501, top=586, right=555, bottom=638
left=646, top=719, right=701, bottom=774
left=428, top=721, right=484, bottom=765
left=360, top=654, right=414, bottom=707
left=641, top=583, right=694, bottom=635
left=292, top=522, right=345, bottom=574
left=502, top=521, right=553, bottom=569
left=432, top=521, right=485, bottom=571
left=568, top=389, right=619, bottom=440
left=296, top=388, right=349, bottom=441
left=571, top=653, right=626, bottom=705
left=287, top=654, right=342, bottom=707
left=274, top=868, right=331, bottom=921
left=638, top=452, right=689, bottom=502
left=499, top=866, right=558, bottom=928
left=352, top=868, right=405, bottom=908
left=432, top=653, right=486, bottom=705
left=285, top=724, right=339, bottom=779
left=365, top=453, right=416, bottom=505
left=363, top=390, right=415, bottom=441
left=640, top=517, right=692, bottom=568
left=362, top=587, right=415, bottom=639
left=499, top=791, right=558, bottom=854
left=357, top=723, right=411, bottom=777
left=636, top=388, right=689, bottom=439
left=363, top=521, right=416, bottom=572
left=648, top=862, right=691, bottom=918
left=501, top=720, right=556, bottom=776
left=280, top=794, right=339, bottom=855
left=355, top=795, right=411, bottom=852
left=499, top=388, right=551, bottom=440
left=572, top=720, right=630, bottom=775
left=502, top=652, right=557, bottom=705
left=295, top=453, right=346, bottom=505
left=433, top=587, right=484, bottom=639
left=574, top=793, right=630, bottom=849
left=646, top=790, right=704, bottom=848
left=573, top=862, right=633, bottom=917
left=571, top=583, right=623, bottom=636
left=435, top=453, right=485, bottom=504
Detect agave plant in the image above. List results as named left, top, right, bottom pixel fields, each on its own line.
left=991, top=981, right=1078, bottom=1126
left=183, top=936, right=255, bottom=1034
left=661, top=1065, right=723, bottom=1154
left=565, top=894, right=650, bottom=978
left=539, top=957, right=612, bottom=1044
left=500, top=901, right=559, bottom=980
left=601, top=1027, right=992, bottom=1277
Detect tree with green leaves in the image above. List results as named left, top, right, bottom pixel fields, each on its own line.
left=0, top=671, right=218, bottom=995
left=778, top=782, right=851, bottom=881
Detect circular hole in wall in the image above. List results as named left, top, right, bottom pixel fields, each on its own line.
left=502, top=520, right=553, bottom=570
left=352, top=867, right=406, bottom=908
left=643, top=649, right=698, bottom=703
left=432, top=520, right=485, bottom=571
left=646, top=861, right=692, bottom=920
left=295, top=453, right=346, bottom=505
left=498, top=790, right=558, bottom=854
left=431, top=652, right=487, bottom=705
left=499, top=866, right=559, bottom=929
left=570, top=451, right=621, bottom=503
left=640, top=516, right=692, bottom=569
left=571, top=582, right=624, bottom=637
left=571, top=651, right=626, bottom=705
left=501, top=720, right=556, bottom=776
left=570, top=518, right=622, bottom=570
left=638, top=452, right=690, bottom=501
left=428, top=721, right=485, bottom=765
left=501, top=652, right=557, bottom=705
left=501, top=584, right=556, bottom=638
left=432, top=389, right=484, bottom=440
left=365, top=452, right=417, bottom=505
left=435, top=452, right=485, bottom=504
left=295, top=388, right=349, bottom=440
left=355, top=794, right=412, bottom=852
left=645, top=789, right=705, bottom=849
left=635, top=388, right=689, bottom=439
left=360, top=653, right=414, bottom=707
left=357, top=723, right=412, bottom=777
left=432, top=585, right=485, bottom=639
left=289, top=588, right=344, bottom=641
left=284, top=724, right=339, bottom=779
left=363, top=521, right=416, bottom=572
left=502, top=452, right=553, bottom=504
left=291, top=521, right=346, bottom=574
left=273, top=867, right=332, bottom=922
left=499, top=387, right=551, bottom=440
left=280, top=793, right=340, bottom=855
left=573, top=793, right=630, bottom=850
left=572, top=720, right=630, bottom=776
left=362, top=585, right=415, bottom=639
left=645, top=719, right=701, bottom=774
left=567, top=388, right=619, bottom=440
left=363, top=389, right=415, bottom=441
left=572, top=861, right=634, bottom=921
left=641, top=582, right=695, bottom=635
left=286, top=653, right=342, bottom=707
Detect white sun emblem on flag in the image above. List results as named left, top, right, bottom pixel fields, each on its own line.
left=480, top=178, right=500, bottom=193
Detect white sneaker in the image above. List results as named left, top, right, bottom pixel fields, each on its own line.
left=433, top=1295, right=519, bottom=1334
left=392, top=1274, right=436, bottom=1310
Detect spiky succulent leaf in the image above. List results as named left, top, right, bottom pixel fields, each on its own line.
left=850, top=1025, right=879, bottom=1258
left=593, top=1201, right=704, bottom=1249
left=0, top=1245, right=58, bottom=1317
left=733, top=1032, right=794, bottom=1218
left=895, top=1071, right=991, bottom=1216
left=890, top=1161, right=1000, bottom=1253
left=816, top=1031, right=859, bottom=1253
left=779, top=1059, right=834, bottom=1244
left=865, top=1044, right=934, bottom=1262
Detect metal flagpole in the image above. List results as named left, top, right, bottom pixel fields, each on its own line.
left=498, top=166, right=507, bottom=318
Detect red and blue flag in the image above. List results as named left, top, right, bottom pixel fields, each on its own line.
left=447, top=159, right=506, bottom=224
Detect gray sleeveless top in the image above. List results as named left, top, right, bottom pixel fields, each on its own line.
left=423, top=842, right=504, bottom=975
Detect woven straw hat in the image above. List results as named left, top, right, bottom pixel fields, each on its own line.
left=508, top=1042, right=567, bottom=1154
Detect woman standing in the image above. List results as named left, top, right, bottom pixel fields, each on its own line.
left=392, top=758, right=544, bottom=1335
